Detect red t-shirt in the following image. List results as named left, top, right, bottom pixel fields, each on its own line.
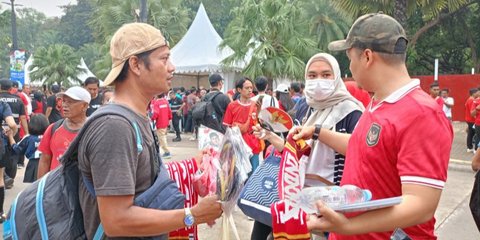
left=150, top=98, right=172, bottom=129
left=465, top=97, right=476, bottom=123
left=435, top=96, right=444, bottom=107
left=38, top=122, right=79, bottom=170
left=471, top=99, right=480, bottom=125
left=331, top=82, right=453, bottom=240
left=223, top=100, right=260, bottom=154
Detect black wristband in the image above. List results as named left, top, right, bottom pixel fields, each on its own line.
left=312, top=124, right=322, bottom=140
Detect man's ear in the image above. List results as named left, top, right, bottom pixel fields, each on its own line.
left=128, top=56, right=141, bottom=76
left=364, top=49, right=374, bottom=67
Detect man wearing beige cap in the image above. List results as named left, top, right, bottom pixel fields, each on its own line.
left=294, top=13, right=452, bottom=239
left=38, top=86, right=90, bottom=178
left=76, top=23, right=222, bottom=239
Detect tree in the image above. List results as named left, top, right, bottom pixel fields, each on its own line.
left=89, top=0, right=190, bottom=46
left=182, top=0, right=241, bottom=37
left=298, top=0, right=352, bottom=51
left=57, top=0, right=94, bottom=49
left=221, top=0, right=318, bottom=82
left=29, top=44, right=85, bottom=87
left=332, top=0, right=473, bottom=40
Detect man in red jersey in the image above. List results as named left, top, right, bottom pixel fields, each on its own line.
left=466, top=88, right=478, bottom=152
left=293, top=13, right=452, bottom=239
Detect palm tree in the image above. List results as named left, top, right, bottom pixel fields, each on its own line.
left=221, top=0, right=318, bottom=82
left=89, top=0, right=190, bottom=46
left=299, top=0, right=352, bottom=51
left=29, top=44, right=85, bottom=87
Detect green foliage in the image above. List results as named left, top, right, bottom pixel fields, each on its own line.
left=182, top=0, right=241, bottom=37
left=221, top=0, right=319, bottom=81
left=57, top=0, right=94, bottom=49
left=29, top=44, right=85, bottom=87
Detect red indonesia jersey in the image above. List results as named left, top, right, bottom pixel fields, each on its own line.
left=331, top=83, right=453, bottom=240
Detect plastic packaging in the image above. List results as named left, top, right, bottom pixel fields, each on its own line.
left=293, top=184, right=372, bottom=214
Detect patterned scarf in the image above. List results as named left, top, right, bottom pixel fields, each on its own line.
left=271, top=134, right=311, bottom=239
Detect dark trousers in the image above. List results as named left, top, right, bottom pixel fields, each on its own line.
left=475, top=125, right=480, bottom=151
left=184, top=112, right=193, bottom=133
left=172, top=114, right=182, bottom=138
left=468, top=122, right=475, bottom=149
left=251, top=221, right=272, bottom=240
left=5, top=132, right=20, bottom=179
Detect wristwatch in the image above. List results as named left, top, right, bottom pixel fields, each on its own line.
left=183, top=207, right=195, bottom=227
left=312, top=124, right=322, bottom=140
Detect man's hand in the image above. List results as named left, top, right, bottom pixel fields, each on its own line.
left=307, top=201, right=351, bottom=234
left=191, top=195, right=223, bottom=225
left=194, top=150, right=209, bottom=166
left=292, top=126, right=315, bottom=141
left=176, top=110, right=182, bottom=117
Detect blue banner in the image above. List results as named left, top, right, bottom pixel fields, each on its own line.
left=10, top=50, right=26, bottom=86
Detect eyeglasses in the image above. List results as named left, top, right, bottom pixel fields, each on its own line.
left=62, top=99, right=83, bottom=105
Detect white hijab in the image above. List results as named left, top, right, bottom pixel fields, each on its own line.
left=304, top=53, right=364, bottom=129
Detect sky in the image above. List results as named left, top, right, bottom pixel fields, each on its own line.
left=2, top=0, right=77, bottom=18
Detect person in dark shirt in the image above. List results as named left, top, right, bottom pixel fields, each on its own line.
left=0, top=97, right=17, bottom=222
left=84, top=77, right=103, bottom=116
left=0, top=80, right=28, bottom=182
left=204, top=73, right=231, bottom=133
left=7, top=113, right=49, bottom=183
left=169, top=90, right=183, bottom=141
left=45, top=84, right=63, bottom=123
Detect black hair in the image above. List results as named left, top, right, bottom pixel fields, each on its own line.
left=11, top=81, right=18, bottom=88
left=0, top=79, right=12, bottom=90
left=430, top=82, right=439, bottom=89
left=290, top=82, right=301, bottom=93
left=180, top=87, right=185, bottom=92
left=255, top=76, right=268, bottom=92
left=115, top=48, right=155, bottom=83
left=29, top=114, right=49, bottom=136
left=276, top=91, right=295, bottom=112
left=235, top=77, right=252, bottom=91
left=209, top=73, right=223, bottom=87
left=440, top=88, right=449, bottom=94
left=470, top=88, right=478, bottom=96
left=84, top=77, right=100, bottom=87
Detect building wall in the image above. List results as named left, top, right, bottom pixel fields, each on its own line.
left=345, top=74, right=480, bottom=122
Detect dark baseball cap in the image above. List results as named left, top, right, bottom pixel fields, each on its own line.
left=328, top=13, right=408, bottom=54
left=209, top=73, right=224, bottom=86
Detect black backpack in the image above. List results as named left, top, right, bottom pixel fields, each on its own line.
left=3, top=104, right=184, bottom=240
left=191, top=92, right=225, bottom=133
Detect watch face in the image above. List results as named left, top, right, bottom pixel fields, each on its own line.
left=184, top=214, right=195, bottom=226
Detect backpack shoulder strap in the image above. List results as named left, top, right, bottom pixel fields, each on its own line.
left=61, top=104, right=144, bottom=168
left=207, top=92, right=223, bottom=115
left=50, top=118, right=65, bottom=137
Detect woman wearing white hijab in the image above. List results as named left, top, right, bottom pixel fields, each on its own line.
left=251, top=53, right=364, bottom=239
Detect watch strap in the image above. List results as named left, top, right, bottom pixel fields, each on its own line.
left=312, top=124, right=321, bottom=140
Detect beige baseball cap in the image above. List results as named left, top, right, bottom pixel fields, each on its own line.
left=103, top=23, right=168, bottom=86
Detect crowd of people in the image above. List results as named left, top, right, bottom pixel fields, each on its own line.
left=0, top=12, right=461, bottom=240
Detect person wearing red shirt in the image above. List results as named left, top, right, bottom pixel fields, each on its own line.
left=150, top=93, right=172, bottom=158
left=223, top=77, right=260, bottom=174
left=295, top=13, right=452, bottom=239
left=466, top=88, right=479, bottom=152
left=37, top=86, right=90, bottom=178
left=344, top=80, right=371, bottom=107
left=430, top=82, right=444, bottom=107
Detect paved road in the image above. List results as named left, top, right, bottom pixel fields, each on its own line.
left=2, top=122, right=479, bottom=239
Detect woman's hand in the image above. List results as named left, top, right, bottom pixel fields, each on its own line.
left=252, top=124, right=272, bottom=140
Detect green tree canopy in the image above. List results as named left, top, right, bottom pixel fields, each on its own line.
left=221, top=0, right=319, bottom=82
left=29, top=44, right=85, bottom=87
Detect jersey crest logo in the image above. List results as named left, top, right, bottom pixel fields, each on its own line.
left=366, top=123, right=381, bottom=147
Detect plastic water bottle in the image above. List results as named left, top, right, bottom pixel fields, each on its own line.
left=292, top=185, right=372, bottom=214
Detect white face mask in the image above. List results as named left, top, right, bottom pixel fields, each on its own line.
left=305, top=78, right=336, bottom=101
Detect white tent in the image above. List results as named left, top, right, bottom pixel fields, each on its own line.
left=170, top=3, right=244, bottom=91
